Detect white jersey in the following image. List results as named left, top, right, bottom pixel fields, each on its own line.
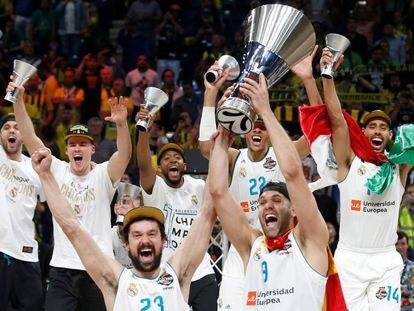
left=244, top=233, right=326, bottom=310
left=142, top=175, right=214, bottom=281
left=50, top=158, right=116, bottom=270
left=0, top=145, right=44, bottom=262
left=111, top=226, right=132, bottom=268
left=338, top=156, right=404, bottom=251
left=229, top=147, right=284, bottom=227
left=114, top=263, right=190, bottom=311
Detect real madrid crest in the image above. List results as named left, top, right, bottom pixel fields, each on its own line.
left=74, top=204, right=81, bottom=214
left=191, top=195, right=198, bottom=205
left=239, top=167, right=247, bottom=178
left=357, top=164, right=366, bottom=176
left=254, top=247, right=262, bottom=261
left=9, top=187, right=17, bottom=198
left=127, top=283, right=138, bottom=297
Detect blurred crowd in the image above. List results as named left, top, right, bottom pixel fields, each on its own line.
left=1, top=0, right=414, bottom=308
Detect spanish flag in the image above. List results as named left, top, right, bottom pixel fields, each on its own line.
left=323, top=247, right=347, bottom=311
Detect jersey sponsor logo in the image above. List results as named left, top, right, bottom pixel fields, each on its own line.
left=240, top=201, right=249, bottom=213
left=263, top=157, right=276, bottom=170
left=351, top=200, right=361, bottom=211
left=127, top=282, right=138, bottom=297
left=376, top=287, right=387, bottom=300
left=157, top=271, right=174, bottom=287
left=246, top=291, right=257, bottom=306
left=350, top=199, right=395, bottom=213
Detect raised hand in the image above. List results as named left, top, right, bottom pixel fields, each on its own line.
left=134, top=106, right=154, bottom=129
left=291, top=45, right=318, bottom=80
left=6, top=78, right=25, bottom=103
left=239, top=73, right=270, bottom=116
left=31, top=147, right=52, bottom=175
left=320, top=47, right=344, bottom=72
left=217, top=84, right=235, bottom=108
left=105, top=97, right=128, bottom=125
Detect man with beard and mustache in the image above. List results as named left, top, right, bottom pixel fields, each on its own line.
left=30, top=146, right=217, bottom=311
left=318, top=48, right=413, bottom=310
left=8, top=81, right=132, bottom=311
left=209, top=73, right=329, bottom=310
left=199, top=49, right=320, bottom=310
left=136, top=111, right=219, bottom=311
left=0, top=113, right=45, bottom=310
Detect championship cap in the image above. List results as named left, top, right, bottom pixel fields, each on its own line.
left=0, top=113, right=16, bottom=129
left=123, top=206, right=165, bottom=229
left=363, top=110, right=392, bottom=128
left=157, top=143, right=185, bottom=165
left=64, top=124, right=94, bottom=143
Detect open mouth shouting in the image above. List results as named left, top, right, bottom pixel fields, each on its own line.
left=7, top=136, right=17, bottom=148
left=138, top=245, right=155, bottom=264
left=370, top=136, right=384, bottom=152
left=73, top=155, right=83, bottom=165
left=264, top=213, right=278, bottom=230
left=168, top=165, right=180, bottom=179
left=251, top=135, right=262, bottom=147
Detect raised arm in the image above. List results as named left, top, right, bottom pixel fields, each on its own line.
left=135, top=108, right=157, bottom=193
left=240, top=74, right=329, bottom=274
left=106, top=97, right=132, bottom=183
left=7, top=82, right=45, bottom=154
left=320, top=48, right=354, bottom=178
left=169, top=180, right=216, bottom=299
left=31, top=148, right=122, bottom=308
left=209, top=128, right=259, bottom=267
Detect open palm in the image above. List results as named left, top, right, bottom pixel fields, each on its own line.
left=105, top=97, right=128, bottom=125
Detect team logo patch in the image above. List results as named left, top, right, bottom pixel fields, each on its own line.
left=9, top=187, right=17, bottom=198
left=351, top=199, right=361, bottom=211
left=263, top=157, right=276, bottom=169
left=239, top=167, right=247, bottom=178
left=127, top=283, right=138, bottom=297
left=191, top=195, right=198, bottom=206
left=376, top=287, right=387, bottom=300
left=357, top=164, right=366, bottom=176
left=254, top=247, right=262, bottom=261
left=157, top=272, right=174, bottom=286
left=74, top=204, right=81, bottom=214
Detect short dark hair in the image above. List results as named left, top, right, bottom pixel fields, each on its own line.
left=397, top=231, right=409, bottom=243
left=259, top=181, right=290, bottom=200
left=123, top=217, right=167, bottom=242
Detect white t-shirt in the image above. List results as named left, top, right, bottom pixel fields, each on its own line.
left=111, top=226, right=132, bottom=269
left=49, top=158, right=116, bottom=270
left=244, top=233, right=327, bottom=310
left=113, top=263, right=190, bottom=311
left=0, top=145, right=44, bottom=262
left=338, top=156, right=404, bottom=251
left=142, top=175, right=214, bottom=281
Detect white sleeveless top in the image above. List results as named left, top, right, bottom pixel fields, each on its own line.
left=338, top=156, right=404, bottom=251
left=244, top=233, right=327, bottom=310
left=113, top=263, right=190, bottom=311
left=229, top=147, right=285, bottom=227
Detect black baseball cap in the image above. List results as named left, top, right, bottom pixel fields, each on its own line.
left=64, top=124, right=94, bottom=143
left=259, top=181, right=290, bottom=200
left=0, top=113, right=16, bottom=130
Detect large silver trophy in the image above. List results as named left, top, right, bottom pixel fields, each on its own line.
left=216, top=4, right=315, bottom=134
left=204, top=55, right=240, bottom=84
left=321, top=33, right=350, bottom=79
left=116, top=182, right=141, bottom=224
left=4, top=60, right=37, bottom=103
left=135, top=87, right=169, bottom=132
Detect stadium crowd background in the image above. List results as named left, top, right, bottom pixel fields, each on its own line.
left=0, top=0, right=414, bottom=308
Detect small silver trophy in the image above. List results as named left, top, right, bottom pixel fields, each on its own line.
left=4, top=60, right=38, bottom=103
left=204, top=55, right=240, bottom=84
left=135, top=87, right=169, bottom=132
left=216, top=4, right=315, bottom=134
left=321, top=33, right=350, bottom=79
left=116, top=182, right=141, bottom=225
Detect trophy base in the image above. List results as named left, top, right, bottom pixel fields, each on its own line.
left=321, top=66, right=334, bottom=79
left=135, top=120, right=149, bottom=132
left=4, top=91, right=18, bottom=104
left=216, top=97, right=257, bottom=135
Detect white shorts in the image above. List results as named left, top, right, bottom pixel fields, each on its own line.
left=334, top=247, right=403, bottom=311
left=218, top=245, right=245, bottom=310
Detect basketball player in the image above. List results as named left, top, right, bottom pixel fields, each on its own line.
left=8, top=81, right=131, bottom=311
left=320, top=48, right=412, bottom=310
left=0, top=113, right=44, bottom=310
left=199, top=48, right=321, bottom=309
left=209, top=73, right=329, bottom=310
left=135, top=109, right=219, bottom=310
left=30, top=146, right=217, bottom=311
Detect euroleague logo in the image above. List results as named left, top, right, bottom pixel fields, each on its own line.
left=217, top=108, right=252, bottom=134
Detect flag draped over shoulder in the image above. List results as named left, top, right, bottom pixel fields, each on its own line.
left=298, top=105, right=414, bottom=194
